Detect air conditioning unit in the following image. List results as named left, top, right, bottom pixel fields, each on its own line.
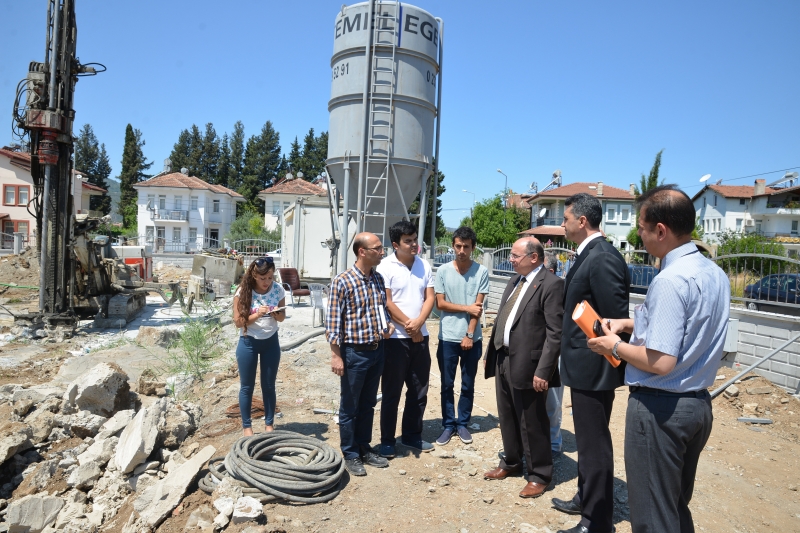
left=744, top=219, right=755, bottom=227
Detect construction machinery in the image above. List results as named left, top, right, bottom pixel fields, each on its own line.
left=10, top=0, right=184, bottom=336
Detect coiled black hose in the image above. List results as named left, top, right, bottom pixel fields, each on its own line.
left=199, top=430, right=344, bottom=504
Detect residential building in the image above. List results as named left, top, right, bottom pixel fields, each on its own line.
left=134, top=171, right=244, bottom=252
left=72, top=169, right=107, bottom=217
left=521, top=181, right=637, bottom=249
left=0, top=147, right=34, bottom=248
left=257, top=176, right=328, bottom=230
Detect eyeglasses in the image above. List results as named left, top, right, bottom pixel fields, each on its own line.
left=365, top=246, right=384, bottom=252
left=509, top=252, right=533, bottom=260
left=253, top=257, right=275, bottom=267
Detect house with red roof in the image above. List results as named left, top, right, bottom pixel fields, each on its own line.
left=0, top=147, right=34, bottom=249
left=520, top=181, right=637, bottom=249
left=72, top=169, right=107, bottom=216
left=133, top=171, right=245, bottom=252
left=257, top=175, right=328, bottom=230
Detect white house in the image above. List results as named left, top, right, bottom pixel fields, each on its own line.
left=522, top=181, right=637, bottom=249
left=0, top=147, right=34, bottom=248
left=134, top=171, right=244, bottom=252
left=72, top=169, right=107, bottom=216
left=257, top=176, right=328, bottom=230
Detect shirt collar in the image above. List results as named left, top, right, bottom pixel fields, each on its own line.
left=660, top=242, right=698, bottom=271
left=352, top=264, right=373, bottom=280
left=576, top=232, right=603, bottom=255
left=389, top=252, right=416, bottom=268
left=520, top=264, right=543, bottom=284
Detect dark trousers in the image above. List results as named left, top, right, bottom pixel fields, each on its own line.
left=236, top=334, right=282, bottom=427
left=380, top=337, right=431, bottom=445
left=495, top=352, right=552, bottom=485
left=339, top=342, right=385, bottom=460
left=571, top=388, right=616, bottom=533
left=625, top=389, right=713, bottom=533
left=436, top=339, right=482, bottom=429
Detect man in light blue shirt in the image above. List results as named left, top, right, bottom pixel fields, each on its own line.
left=434, top=226, right=489, bottom=446
left=588, top=185, right=729, bottom=533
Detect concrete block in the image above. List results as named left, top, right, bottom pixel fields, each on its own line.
left=753, top=369, right=787, bottom=387
left=734, top=353, right=758, bottom=367
left=740, top=333, right=772, bottom=349
left=736, top=343, right=755, bottom=356
left=755, top=324, right=791, bottom=340
left=785, top=376, right=799, bottom=393
left=771, top=361, right=800, bottom=379
left=755, top=345, right=788, bottom=362
left=788, top=353, right=800, bottom=367
left=782, top=341, right=800, bottom=356
left=737, top=321, right=756, bottom=334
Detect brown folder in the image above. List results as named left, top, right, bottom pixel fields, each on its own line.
left=572, top=300, right=621, bottom=368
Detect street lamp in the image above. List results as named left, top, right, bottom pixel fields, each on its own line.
left=497, top=169, right=508, bottom=224
left=463, top=189, right=476, bottom=224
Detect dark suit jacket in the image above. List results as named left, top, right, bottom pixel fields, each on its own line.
left=485, top=267, right=564, bottom=390
left=561, top=236, right=630, bottom=391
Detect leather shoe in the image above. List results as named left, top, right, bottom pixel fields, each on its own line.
left=519, top=481, right=548, bottom=498
left=552, top=496, right=582, bottom=515
left=483, top=466, right=520, bottom=480
left=556, top=525, right=615, bottom=533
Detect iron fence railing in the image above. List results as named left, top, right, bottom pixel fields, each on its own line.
left=0, top=232, right=29, bottom=250
left=118, top=236, right=220, bottom=253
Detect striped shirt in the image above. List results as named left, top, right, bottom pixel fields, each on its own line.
left=326, top=265, right=391, bottom=345
left=626, top=242, right=730, bottom=392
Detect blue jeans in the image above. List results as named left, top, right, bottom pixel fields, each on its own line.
left=339, top=343, right=385, bottom=460
left=436, top=339, right=482, bottom=429
left=236, top=334, right=281, bottom=427
left=546, top=385, right=564, bottom=453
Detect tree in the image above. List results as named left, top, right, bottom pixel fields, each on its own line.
left=240, top=120, right=283, bottom=210
left=93, top=144, right=113, bottom=214
left=218, top=133, right=231, bottom=189
left=229, top=121, right=245, bottom=191
left=301, top=128, right=327, bottom=180
left=408, top=165, right=447, bottom=245
left=186, top=124, right=204, bottom=177
left=226, top=209, right=281, bottom=243
left=470, top=194, right=529, bottom=247
left=118, top=124, right=153, bottom=229
left=74, top=124, right=113, bottom=215
left=287, top=137, right=302, bottom=174
left=200, top=123, right=220, bottom=183
left=634, top=149, right=664, bottom=196
left=169, top=129, right=192, bottom=175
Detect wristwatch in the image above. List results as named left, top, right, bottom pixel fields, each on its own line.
left=466, top=332, right=474, bottom=339
left=612, top=340, right=623, bottom=361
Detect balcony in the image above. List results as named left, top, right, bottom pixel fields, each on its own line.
left=533, top=217, right=561, bottom=228
left=207, top=212, right=222, bottom=224
left=151, top=209, right=189, bottom=221
left=763, top=201, right=800, bottom=216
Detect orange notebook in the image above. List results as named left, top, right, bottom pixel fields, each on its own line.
left=572, top=300, right=621, bottom=368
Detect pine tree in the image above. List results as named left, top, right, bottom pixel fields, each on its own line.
left=218, top=133, right=231, bottom=189
left=300, top=128, right=328, bottom=180
left=74, top=124, right=113, bottom=215
left=169, top=129, right=191, bottom=175
left=118, top=124, right=153, bottom=229
left=200, top=123, right=220, bottom=183
left=93, top=144, right=113, bottom=214
left=408, top=165, right=447, bottom=245
left=288, top=137, right=302, bottom=174
left=229, top=121, right=245, bottom=192
left=240, top=120, right=283, bottom=209
left=186, top=124, right=203, bottom=177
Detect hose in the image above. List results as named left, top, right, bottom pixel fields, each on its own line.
left=280, top=328, right=325, bottom=351
left=199, top=431, right=344, bottom=504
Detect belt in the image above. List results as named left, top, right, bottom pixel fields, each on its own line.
left=347, top=341, right=381, bottom=352
left=629, top=386, right=708, bottom=397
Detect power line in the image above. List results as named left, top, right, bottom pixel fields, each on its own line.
left=681, top=166, right=800, bottom=191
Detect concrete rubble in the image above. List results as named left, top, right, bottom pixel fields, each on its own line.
left=231, top=496, right=264, bottom=524
left=62, top=362, right=131, bottom=417
left=6, top=493, right=64, bottom=533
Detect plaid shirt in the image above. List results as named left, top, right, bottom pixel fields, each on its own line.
left=326, top=265, right=390, bottom=345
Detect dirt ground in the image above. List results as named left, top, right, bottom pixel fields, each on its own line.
left=1, top=261, right=799, bottom=532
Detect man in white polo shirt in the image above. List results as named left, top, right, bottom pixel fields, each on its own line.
left=376, top=220, right=436, bottom=457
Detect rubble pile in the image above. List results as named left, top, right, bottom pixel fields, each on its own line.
left=0, top=362, right=207, bottom=533
left=0, top=248, right=41, bottom=289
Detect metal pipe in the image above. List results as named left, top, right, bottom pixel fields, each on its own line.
left=44, top=0, right=52, bottom=66
left=293, top=198, right=304, bottom=270
left=429, top=17, right=444, bottom=253
left=417, top=166, right=430, bottom=248
left=355, top=0, right=376, bottom=233
left=711, top=331, right=800, bottom=399
left=339, top=155, right=351, bottom=273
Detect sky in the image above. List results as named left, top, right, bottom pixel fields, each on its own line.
left=1, top=1, right=798, bottom=228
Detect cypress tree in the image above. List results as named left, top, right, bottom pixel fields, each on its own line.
left=169, top=129, right=191, bottom=175
left=186, top=124, right=203, bottom=177
left=218, top=133, right=231, bottom=189
left=288, top=137, right=302, bottom=174
left=74, top=124, right=113, bottom=215
left=229, top=121, right=245, bottom=192
left=117, top=124, right=153, bottom=229
left=200, top=123, right=219, bottom=183
left=92, top=144, right=113, bottom=215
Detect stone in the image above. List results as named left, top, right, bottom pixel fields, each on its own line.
left=212, top=513, right=230, bottom=530
left=63, top=411, right=108, bottom=439
left=184, top=505, right=214, bottom=530
left=48, top=427, right=71, bottom=442
left=62, top=363, right=130, bottom=418
left=114, top=399, right=168, bottom=474
left=781, top=397, right=790, bottom=404
left=18, top=459, right=58, bottom=493
left=213, top=497, right=234, bottom=517
left=53, top=499, right=87, bottom=530
left=24, top=409, right=56, bottom=445
left=431, top=449, right=454, bottom=459
left=742, top=403, right=759, bottom=416
left=0, top=422, right=33, bottom=465
left=133, top=445, right=216, bottom=528
left=231, top=496, right=263, bottom=524
left=184, top=442, right=200, bottom=457
left=212, top=477, right=243, bottom=501
left=136, top=327, right=179, bottom=349
left=483, top=496, right=494, bottom=504
left=6, top=494, right=64, bottom=533
left=12, top=387, right=64, bottom=405
left=519, top=524, right=538, bottom=533
left=723, top=385, right=739, bottom=398
left=13, top=398, right=34, bottom=417
left=77, top=437, right=118, bottom=468
left=67, top=463, right=102, bottom=490
left=158, top=402, right=201, bottom=449
left=133, top=461, right=160, bottom=476
left=96, top=410, right=135, bottom=440
left=747, top=386, right=773, bottom=395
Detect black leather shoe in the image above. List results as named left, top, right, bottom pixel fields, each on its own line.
left=556, top=524, right=616, bottom=533
left=552, top=497, right=582, bottom=515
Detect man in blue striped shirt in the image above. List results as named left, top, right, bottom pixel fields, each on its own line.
left=589, top=185, right=729, bottom=533
left=326, top=232, right=395, bottom=477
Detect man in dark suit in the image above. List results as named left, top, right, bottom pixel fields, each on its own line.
left=483, top=237, right=564, bottom=499
left=554, top=193, right=630, bottom=533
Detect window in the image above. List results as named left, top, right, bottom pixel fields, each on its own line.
left=2, top=220, right=30, bottom=237
left=158, top=195, right=166, bottom=210
left=736, top=219, right=743, bottom=231
left=189, top=227, right=197, bottom=240
left=172, top=227, right=181, bottom=242
left=756, top=220, right=762, bottom=233
left=621, top=209, right=630, bottom=222
left=607, top=208, right=616, bottom=221
left=271, top=201, right=282, bottom=216
left=789, top=250, right=798, bottom=259
left=714, top=195, right=717, bottom=207
left=283, top=201, right=290, bottom=212
left=703, top=197, right=706, bottom=208
left=3, top=185, right=30, bottom=206
left=18, top=188, right=28, bottom=205
left=174, top=196, right=182, bottom=210
left=146, top=195, right=155, bottom=209
left=145, top=226, right=154, bottom=244
left=213, top=200, right=220, bottom=213
left=190, top=196, right=198, bottom=210
left=740, top=198, right=746, bottom=205
left=792, top=221, right=798, bottom=235
left=3, top=187, right=14, bottom=205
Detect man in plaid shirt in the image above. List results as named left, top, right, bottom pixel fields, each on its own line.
left=326, top=232, right=395, bottom=476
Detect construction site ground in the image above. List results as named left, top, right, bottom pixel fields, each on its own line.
left=0, top=259, right=799, bottom=533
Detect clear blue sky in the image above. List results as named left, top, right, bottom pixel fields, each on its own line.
left=2, top=1, right=798, bottom=228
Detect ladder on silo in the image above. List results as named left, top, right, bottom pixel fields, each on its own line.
left=360, top=0, right=405, bottom=244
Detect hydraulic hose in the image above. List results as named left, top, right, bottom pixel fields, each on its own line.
left=199, top=430, right=344, bottom=504
left=279, top=328, right=325, bottom=351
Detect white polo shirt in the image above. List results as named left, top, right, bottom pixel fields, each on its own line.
left=376, top=253, right=434, bottom=339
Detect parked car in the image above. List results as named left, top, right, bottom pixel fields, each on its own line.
left=744, top=273, right=800, bottom=311
left=628, top=264, right=659, bottom=295
left=433, top=252, right=455, bottom=265
left=494, top=260, right=514, bottom=277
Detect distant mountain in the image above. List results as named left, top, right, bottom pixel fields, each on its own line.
left=106, top=178, right=123, bottom=223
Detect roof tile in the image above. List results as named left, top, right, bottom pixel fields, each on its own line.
left=528, top=182, right=634, bottom=202
left=259, top=178, right=326, bottom=197
left=133, top=172, right=244, bottom=198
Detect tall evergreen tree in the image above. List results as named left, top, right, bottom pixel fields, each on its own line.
left=409, top=165, right=446, bottom=245
left=118, top=124, right=153, bottom=229
left=74, top=124, right=113, bottom=215
left=288, top=137, right=302, bottom=174
left=300, top=128, right=328, bottom=180
left=240, top=120, right=283, bottom=210
left=92, top=144, right=113, bottom=214
left=200, top=123, right=220, bottom=183
left=229, top=121, right=245, bottom=192
left=169, top=129, right=192, bottom=175
left=186, top=124, right=204, bottom=177
left=218, top=133, right=231, bottom=189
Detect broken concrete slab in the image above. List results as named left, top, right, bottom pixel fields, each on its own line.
left=135, top=327, right=179, bottom=349
left=184, top=505, right=214, bottom=530
left=747, top=386, right=773, bottom=395
left=6, top=494, right=64, bottom=533
left=0, top=422, right=33, bottom=465
left=723, top=384, right=739, bottom=398
left=158, top=402, right=201, bottom=449
left=67, top=463, right=102, bottom=490
left=53, top=499, right=87, bottom=530
left=13, top=386, right=64, bottom=405
left=231, top=496, right=263, bottom=524
left=77, top=437, right=118, bottom=468
left=96, top=409, right=134, bottom=440
left=132, top=444, right=216, bottom=529
left=62, top=411, right=108, bottom=439
left=114, top=399, right=167, bottom=474
left=15, top=459, right=58, bottom=496
left=62, top=363, right=130, bottom=418
left=24, top=409, right=56, bottom=444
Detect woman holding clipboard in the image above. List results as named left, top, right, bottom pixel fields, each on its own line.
left=233, top=257, right=286, bottom=436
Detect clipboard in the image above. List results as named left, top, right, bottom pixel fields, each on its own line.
left=571, top=300, right=621, bottom=368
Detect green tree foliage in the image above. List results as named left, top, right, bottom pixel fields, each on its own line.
left=470, top=194, right=530, bottom=247
left=169, top=129, right=192, bottom=175
left=288, top=137, right=302, bottom=174
left=200, top=123, right=220, bottom=183
left=717, top=230, right=786, bottom=274
left=229, top=121, right=245, bottom=191
left=118, top=124, right=153, bottom=229
left=240, top=120, right=283, bottom=210
left=408, top=166, right=446, bottom=245
left=301, top=128, right=328, bottom=180
left=73, top=124, right=113, bottom=214
left=218, top=133, right=231, bottom=189
left=634, top=149, right=664, bottom=196
left=226, top=210, right=281, bottom=243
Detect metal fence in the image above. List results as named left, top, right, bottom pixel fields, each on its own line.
left=116, top=236, right=221, bottom=253
left=0, top=232, right=29, bottom=250
left=231, top=239, right=281, bottom=268
left=713, top=252, right=800, bottom=315
left=432, top=243, right=484, bottom=267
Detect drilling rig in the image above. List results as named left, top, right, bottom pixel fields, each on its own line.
left=11, top=0, right=183, bottom=336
